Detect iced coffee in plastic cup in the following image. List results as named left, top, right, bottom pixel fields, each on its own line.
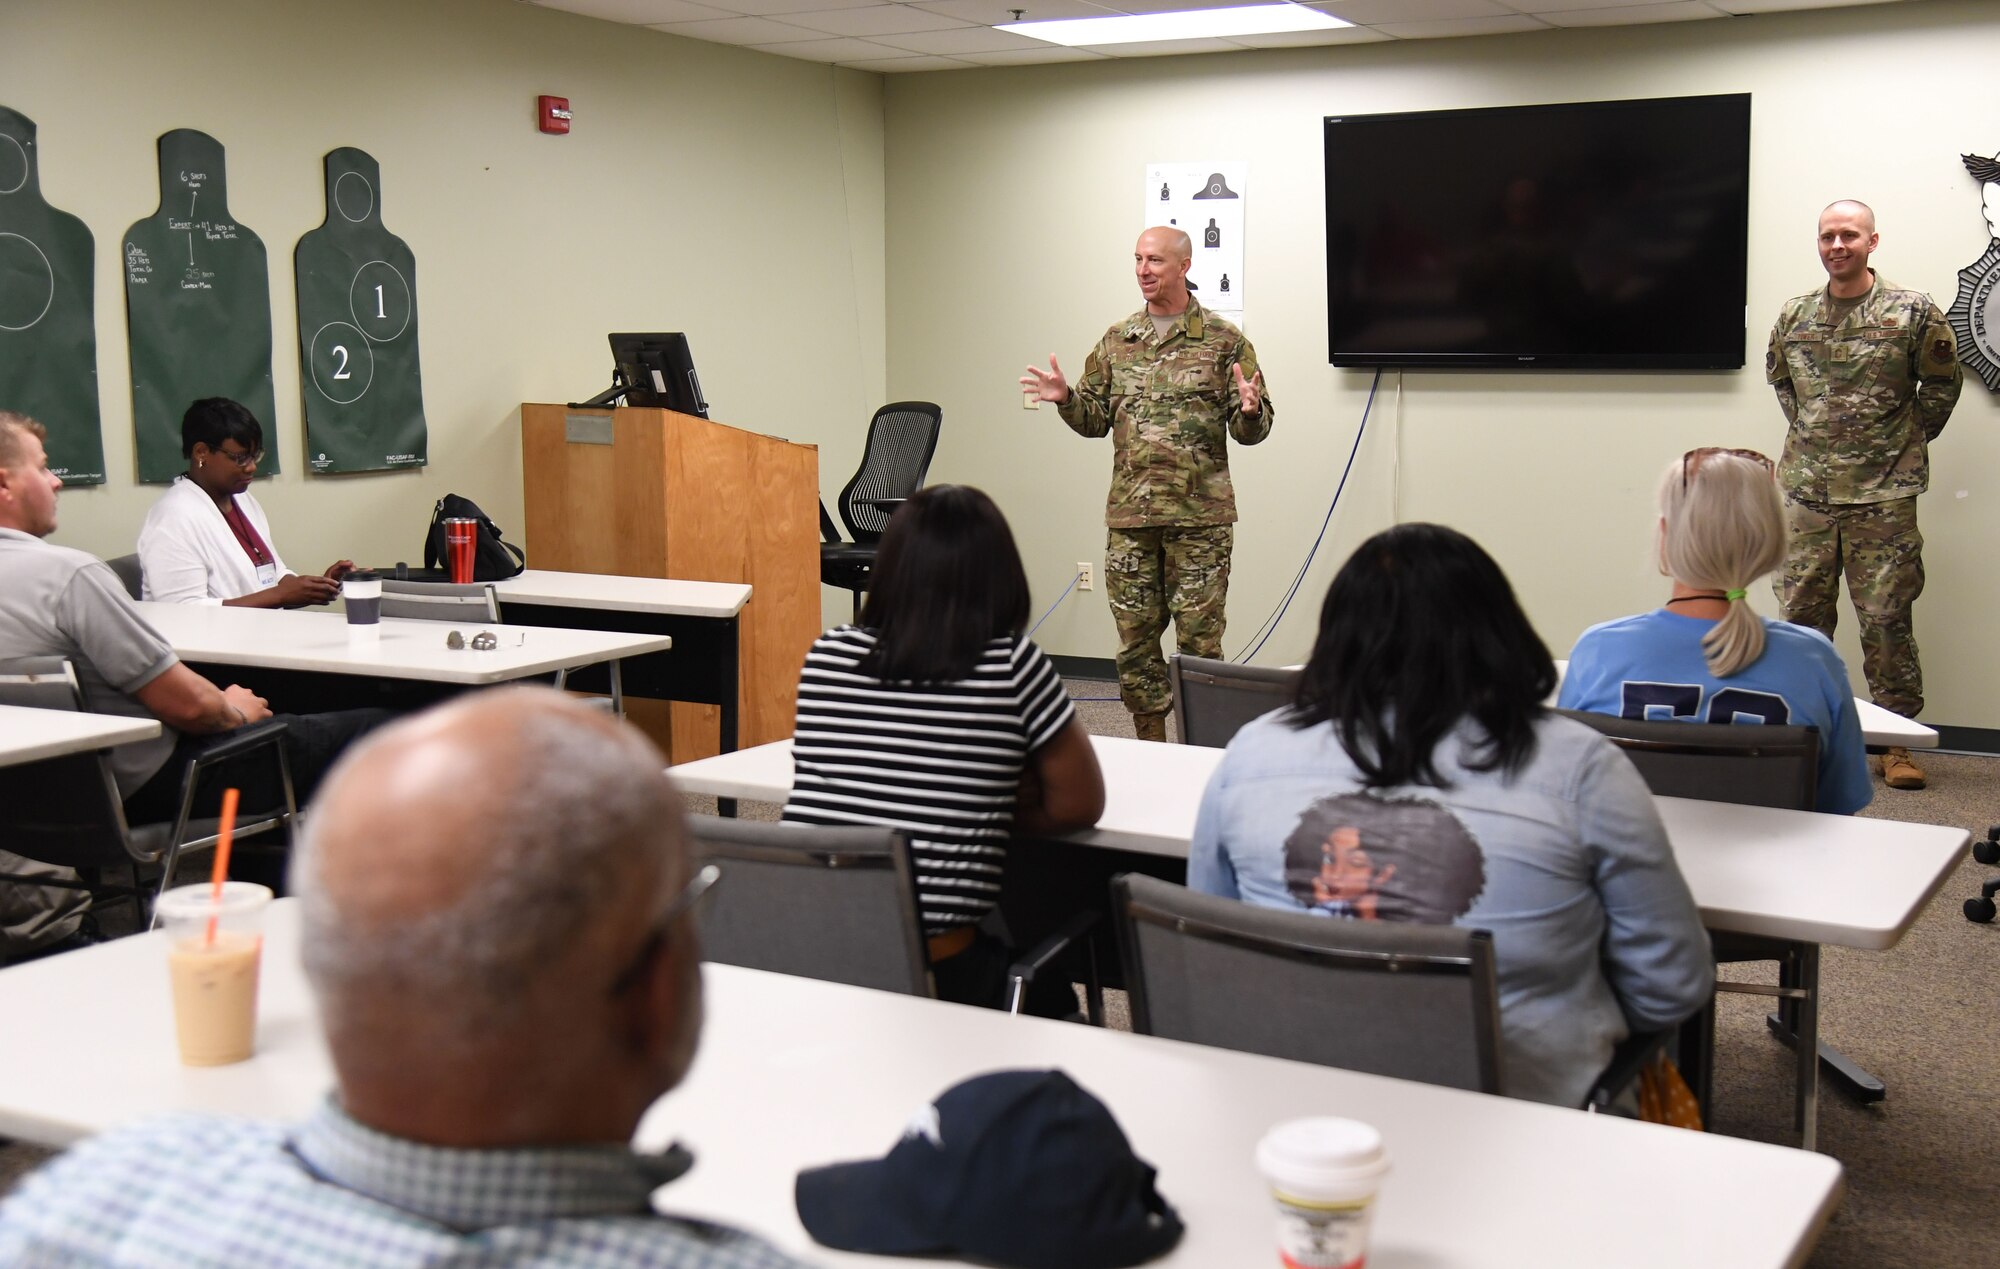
left=1256, top=1117, right=1390, bottom=1269
left=157, top=882, right=272, bottom=1067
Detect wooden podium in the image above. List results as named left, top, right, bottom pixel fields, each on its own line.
left=520, top=404, right=818, bottom=761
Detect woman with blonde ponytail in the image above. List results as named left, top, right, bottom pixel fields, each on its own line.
left=1559, top=448, right=1872, bottom=815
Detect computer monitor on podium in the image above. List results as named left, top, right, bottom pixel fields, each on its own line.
left=608, top=332, right=709, bottom=418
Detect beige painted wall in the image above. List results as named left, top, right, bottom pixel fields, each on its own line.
left=2, top=0, right=886, bottom=626
left=883, top=0, right=2000, bottom=727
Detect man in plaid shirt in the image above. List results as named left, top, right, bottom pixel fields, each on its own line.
left=0, top=689, right=810, bottom=1268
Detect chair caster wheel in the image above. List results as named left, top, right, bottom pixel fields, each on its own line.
left=1966, top=897, right=1997, bottom=923
left=1975, top=838, right=2000, bottom=866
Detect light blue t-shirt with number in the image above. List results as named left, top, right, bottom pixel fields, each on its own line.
left=1558, top=609, right=1872, bottom=816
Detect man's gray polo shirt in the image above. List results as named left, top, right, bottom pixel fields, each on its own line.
left=0, top=527, right=181, bottom=794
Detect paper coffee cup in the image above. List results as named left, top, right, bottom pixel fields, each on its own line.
left=342, top=569, right=382, bottom=626
left=1256, top=1117, right=1389, bottom=1269
left=156, top=882, right=272, bottom=1067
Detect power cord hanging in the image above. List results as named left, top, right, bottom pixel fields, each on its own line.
left=1231, top=367, right=1380, bottom=664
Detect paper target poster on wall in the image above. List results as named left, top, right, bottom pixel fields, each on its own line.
left=0, top=105, right=104, bottom=485
left=124, top=129, right=279, bottom=482
left=1145, top=162, right=1247, bottom=326
left=294, top=147, right=426, bottom=473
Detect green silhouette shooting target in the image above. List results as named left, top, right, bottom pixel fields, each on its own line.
left=0, top=105, right=104, bottom=484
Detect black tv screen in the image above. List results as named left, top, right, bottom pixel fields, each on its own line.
left=609, top=332, right=709, bottom=417
left=1324, top=94, right=1751, bottom=370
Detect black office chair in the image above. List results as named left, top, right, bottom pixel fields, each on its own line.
left=1966, top=827, right=2000, bottom=923
left=1168, top=654, right=1300, bottom=748
left=820, top=401, right=942, bottom=619
left=686, top=814, right=1099, bottom=1019
left=1556, top=708, right=1828, bottom=1144
left=0, top=658, right=297, bottom=930
left=1113, top=873, right=1660, bottom=1109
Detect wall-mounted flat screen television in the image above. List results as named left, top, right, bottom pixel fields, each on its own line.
left=1324, top=93, right=1751, bottom=370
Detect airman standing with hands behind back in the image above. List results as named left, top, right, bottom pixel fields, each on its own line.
left=1767, top=200, right=1960, bottom=789
left=1022, top=226, right=1273, bottom=741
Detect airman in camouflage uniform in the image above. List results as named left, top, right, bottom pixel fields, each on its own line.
left=1768, top=201, right=1961, bottom=786
left=1022, top=227, right=1271, bottom=738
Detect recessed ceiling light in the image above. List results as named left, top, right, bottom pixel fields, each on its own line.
left=998, top=3, right=1351, bottom=47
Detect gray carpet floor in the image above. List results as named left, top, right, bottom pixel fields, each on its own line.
left=5, top=679, right=1997, bottom=1269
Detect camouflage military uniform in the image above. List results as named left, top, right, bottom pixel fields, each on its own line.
left=1767, top=273, right=1961, bottom=718
left=1058, top=298, right=1272, bottom=716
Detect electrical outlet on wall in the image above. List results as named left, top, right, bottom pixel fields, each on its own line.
left=1076, top=562, right=1094, bottom=591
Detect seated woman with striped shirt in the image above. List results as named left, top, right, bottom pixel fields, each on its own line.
left=782, top=484, right=1106, bottom=1011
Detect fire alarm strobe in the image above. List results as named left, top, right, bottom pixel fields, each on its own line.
left=538, top=96, right=571, bottom=135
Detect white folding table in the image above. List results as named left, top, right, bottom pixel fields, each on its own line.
left=0, top=706, right=160, bottom=769
left=488, top=571, right=750, bottom=751
left=0, top=901, right=1844, bottom=1269
left=668, top=734, right=1967, bottom=1149
left=136, top=601, right=671, bottom=687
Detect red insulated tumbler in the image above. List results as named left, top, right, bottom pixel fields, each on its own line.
left=444, top=518, right=477, bottom=584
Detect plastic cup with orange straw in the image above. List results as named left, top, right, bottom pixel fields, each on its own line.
left=157, top=787, right=273, bottom=1066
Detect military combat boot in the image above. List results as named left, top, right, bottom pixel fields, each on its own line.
left=1132, top=712, right=1169, bottom=743
left=1880, top=746, right=1926, bottom=790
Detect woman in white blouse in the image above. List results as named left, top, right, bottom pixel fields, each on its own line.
left=137, top=398, right=352, bottom=607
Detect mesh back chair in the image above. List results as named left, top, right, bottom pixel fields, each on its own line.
left=685, top=814, right=1095, bottom=1014
left=687, top=816, right=932, bottom=996
left=378, top=580, right=500, bottom=623
left=1554, top=710, right=1818, bottom=810
left=0, top=658, right=296, bottom=928
left=1116, top=872, right=1501, bottom=1092
left=1113, top=873, right=1660, bottom=1109
left=1169, top=654, right=1301, bottom=748
left=105, top=554, right=144, bottom=600
left=1555, top=707, right=1826, bottom=1145
left=820, top=401, right=942, bottom=619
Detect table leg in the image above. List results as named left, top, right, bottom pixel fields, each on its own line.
left=1764, top=1014, right=1887, bottom=1105
left=719, top=617, right=740, bottom=755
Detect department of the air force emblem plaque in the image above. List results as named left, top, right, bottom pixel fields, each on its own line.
left=1948, top=152, right=2000, bottom=393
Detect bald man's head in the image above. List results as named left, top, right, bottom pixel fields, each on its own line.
left=1817, top=201, right=1879, bottom=293
left=1135, top=226, right=1193, bottom=314
left=1822, top=200, right=1876, bottom=232
left=294, top=688, right=688, bottom=1052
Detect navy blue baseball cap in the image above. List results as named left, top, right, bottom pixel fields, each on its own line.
left=795, top=1068, right=1184, bottom=1268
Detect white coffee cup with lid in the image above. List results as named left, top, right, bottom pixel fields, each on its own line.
left=1255, top=1117, right=1389, bottom=1269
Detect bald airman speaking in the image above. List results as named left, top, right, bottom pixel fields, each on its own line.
left=1022, top=226, right=1272, bottom=742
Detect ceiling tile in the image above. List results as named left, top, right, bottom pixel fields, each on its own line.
left=694, top=0, right=884, bottom=15
left=869, top=24, right=1052, bottom=50
left=532, top=0, right=730, bottom=21
left=951, top=44, right=1118, bottom=62
left=646, top=13, right=827, bottom=40
left=781, top=4, right=977, bottom=34
left=1710, top=0, right=1903, bottom=11
left=1536, top=1, right=1724, bottom=24
left=1306, top=0, right=1511, bottom=21
left=908, top=0, right=1126, bottom=21
left=1076, top=34, right=1259, bottom=54
left=1224, top=24, right=1394, bottom=45
left=752, top=35, right=927, bottom=58
left=1513, top=0, right=1709, bottom=12
left=1095, top=0, right=1310, bottom=11
left=1372, top=13, right=1548, bottom=36
left=839, top=53, right=985, bottom=68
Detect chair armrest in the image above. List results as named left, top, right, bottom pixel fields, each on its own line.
left=1584, top=1028, right=1674, bottom=1112
left=184, top=719, right=291, bottom=772
left=1005, top=910, right=1102, bottom=1020
left=818, top=500, right=842, bottom=544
